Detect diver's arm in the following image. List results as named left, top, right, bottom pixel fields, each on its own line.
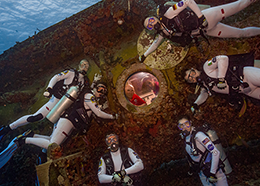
left=216, top=55, right=229, bottom=79
left=164, top=0, right=203, bottom=19
left=124, top=148, right=144, bottom=175
left=194, top=87, right=209, bottom=106
left=196, top=131, right=220, bottom=174
left=84, top=93, right=115, bottom=119
left=203, top=55, right=229, bottom=79
left=98, top=157, right=114, bottom=183
left=46, top=70, right=73, bottom=88
left=143, top=34, right=164, bottom=57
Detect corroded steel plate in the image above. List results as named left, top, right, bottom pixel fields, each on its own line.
left=137, top=29, right=189, bottom=70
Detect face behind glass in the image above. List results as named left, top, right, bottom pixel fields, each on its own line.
left=145, top=17, right=159, bottom=31
left=94, top=84, right=107, bottom=98
left=106, top=135, right=119, bottom=152
left=178, top=118, right=191, bottom=132
left=106, top=135, right=118, bottom=145
left=79, top=61, right=89, bottom=72
left=125, top=85, right=134, bottom=99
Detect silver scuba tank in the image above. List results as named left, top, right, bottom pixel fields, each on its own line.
left=46, top=85, right=80, bottom=123
left=207, top=129, right=232, bottom=174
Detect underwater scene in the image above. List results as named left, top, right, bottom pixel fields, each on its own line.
left=0, top=0, right=260, bottom=185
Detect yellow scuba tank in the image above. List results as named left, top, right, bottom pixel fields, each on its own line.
left=46, top=85, right=80, bottom=123
left=207, top=129, right=232, bottom=174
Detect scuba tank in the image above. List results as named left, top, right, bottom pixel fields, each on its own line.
left=46, top=85, right=80, bottom=123
left=207, top=129, right=232, bottom=174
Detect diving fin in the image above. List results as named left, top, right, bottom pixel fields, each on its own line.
left=0, top=129, right=33, bottom=169
left=0, top=138, right=18, bottom=169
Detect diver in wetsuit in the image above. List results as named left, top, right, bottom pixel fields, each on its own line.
left=98, top=133, right=144, bottom=186
left=184, top=52, right=260, bottom=113
left=177, top=115, right=229, bottom=186
left=140, top=0, right=260, bottom=62
left=0, top=81, right=118, bottom=169
left=0, top=59, right=102, bottom=141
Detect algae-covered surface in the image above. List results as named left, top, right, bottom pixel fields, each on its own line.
left=137, top=29, right=189, bottom=70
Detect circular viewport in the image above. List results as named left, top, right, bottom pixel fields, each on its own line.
left=124, top=72, right=159, bottom=106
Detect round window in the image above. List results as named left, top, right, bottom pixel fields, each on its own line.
left=125, top=72, right=159, bottom=106
left=116, top=63, right=167, bottom=114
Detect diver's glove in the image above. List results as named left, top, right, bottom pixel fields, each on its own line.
left=191, top=103, right=199, bottom=114
left=116, top=170, right=126, bottom=178
left=241, top=82, right=249, bottom=89
left=123, top=175, right=133, bottom=186
left=112, top=172, right=122, bottom=183
left=208, top=173, right=218, bottom=184
left=94, top=73, right=102, bottom=82
left=198, top=15, right=208, bottom=29
left=241, top=82, right=251, bottom=93
left=43, top=87, right=53, bottom=98
left=113, top=113, right=119, bottom=120
left=139, top=55, right=146, bottom=63
left=217, top=78, right=227, bottom=89
left=91, top=73, right=103, bottom=88
left=112, top=170, right=126, bottom=183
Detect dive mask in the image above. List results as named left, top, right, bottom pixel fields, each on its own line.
left=146, top=17, right=156, bottom=30
left=178, top=120, right=191, bottom=137
left=96, top=85, right=108, bottom=95
left=106, top=134, right=119, bottom=152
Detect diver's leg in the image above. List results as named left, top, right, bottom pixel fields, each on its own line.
left=203, top=0, right=257, bottom=30
left=240, top=67, right=260, bottom=99
left=25, top=136, right=50, bottom=149
left=9, top=97, right=59, bottom=130
left=215, top=169, right=228, bottom=186
left=206, top=22, right=260, bottom=38
left=49, top=118, right=75, bottom=146
left=25, top=118, right=74, bottom=149
left=33, top=134, right=51, bottom=140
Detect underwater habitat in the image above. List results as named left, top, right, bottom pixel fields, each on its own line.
left=0, top=0, right=260, bottom=185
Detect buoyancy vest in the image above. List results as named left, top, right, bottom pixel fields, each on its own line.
left=157, top=4, right=199, bottom=33
left=102, top=146, right=133, bottom=175
left=197, top=70, right=217, bottom=96
left=52, top=70, right=90, bottom=99
left=185, top=124, right=224, bottom=175
left=225, top=52, right=254, bottom=90
left=156, top=3, right=199, bottom=46
left=199, top=52, right=255, bottom=95
left=61, top=87, right=93, bottom=132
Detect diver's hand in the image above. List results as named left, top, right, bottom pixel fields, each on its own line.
left=191, top=103, right=199, bottom=114
left=217, top=78, right=227, bottom=89
left=208, top=173, right=218, bottom=184
left=116, top=170, right=126, bottom=178
left=43, top=87, right=53, bottom=98
left=112, top=172, right=122, bottom=183
left=123, top=175, right=133, bottom=185
left=139, top=55, right=146, bottom=63
left=94, top=73, right=102, bottom=82
left=113, top=113, right=119, bottom=120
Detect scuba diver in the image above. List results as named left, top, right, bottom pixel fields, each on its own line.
left=0, top=59, right=102, bottom=142
left=184, top=52, right=260, bottom=113
left=0, top=81, right=118, bottom=169
left=177, top=115, right=229, bottom=186
left=98, top=133, right=144, bottom=186
left=139, top=0, right=260, bottom=62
